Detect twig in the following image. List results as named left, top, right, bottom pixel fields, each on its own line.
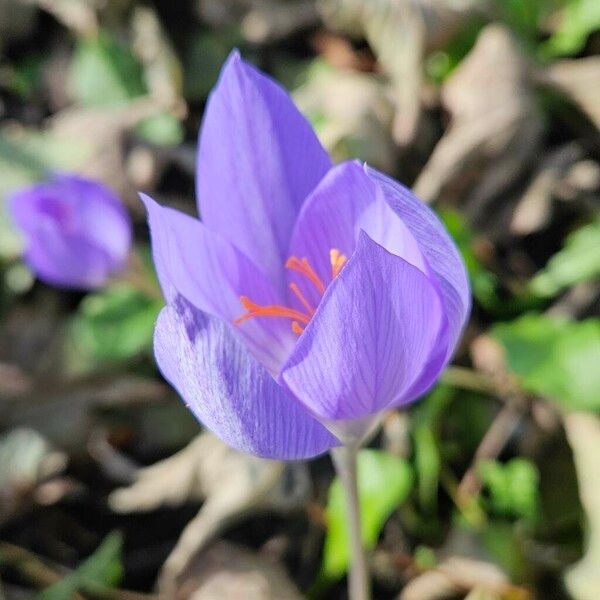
left=0, top=541, right=75, bottom=594
left=440, top=366, right=495, bottom=395
left=457, top=335, right=530, bottom=499
left=0, top=542, right=158, bottom=600
left=457, top=400, right=524, bottom=499
left=439, top=466, right=486, bottom=529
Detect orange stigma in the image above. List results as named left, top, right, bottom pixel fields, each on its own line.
left=235, top=248, right=347, bottom=335
left=233, top=296, right=310, bottom=326
left=285, top=256, right=325, bottom=294
left=291, top=321, right=305, bottom=335
left=289, top=282, right=315, bottom=315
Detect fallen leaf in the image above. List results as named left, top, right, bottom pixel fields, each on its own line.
left=0, top=428, right=67, bottom=524
left=109, top=432, right=311, bottom=594
left=294, top=60, right=396, bottom=171
left=174, top=541, right=303, bottom=600
left=563, top=412, right=600, bottom=600
left=318, top=0, right=479, bottom=145
left=400, top=557, right=521, bottom=600
left=542, top=56, right=600, bottom=130
left=414, top=25, right=543, bottom=223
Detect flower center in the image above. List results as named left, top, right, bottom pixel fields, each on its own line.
left=234, top=248, right=347, bottom=335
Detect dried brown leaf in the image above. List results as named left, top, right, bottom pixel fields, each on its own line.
left=294, top=66, right=396, bottom=171
left=563, top=412, right=600, bottom=600
left=543, top=57, right=600, bottom=130
left=414, top=25, right=543, bottom=219
left=399, top=557, right=526, bottom=600
left=318, top=0, right=480, bottom=145
left=109, top=433, right=310, bottom=593
left=174, top=541, right=303, bottom=600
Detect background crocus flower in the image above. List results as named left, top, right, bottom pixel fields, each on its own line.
left=143, top=51, right=470, bottom=459
left=9, top=174, right=132, bottom=290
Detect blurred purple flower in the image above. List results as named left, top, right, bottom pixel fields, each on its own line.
left=10, top=174, right=132, bottom=290
left=142, top=51, right=470, bottom=459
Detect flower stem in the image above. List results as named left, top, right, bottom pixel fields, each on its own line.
left=330, top=445, right=370, bottom=600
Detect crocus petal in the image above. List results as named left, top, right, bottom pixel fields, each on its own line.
left=287, top=161, right=429, bottom=309
left=141, top=193, right=295, bottom=375
left=55, top=175, right=131, bottom=266
left=197, top=50, right=332, bottom=289
left=366, top=167, right=471, bottom=362
left=22, top=224, right=113, bottom=289
left=155, top=295, right=338, bottom=459
left=280, top=233, right=444, bottom=426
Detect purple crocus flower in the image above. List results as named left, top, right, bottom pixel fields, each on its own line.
left=142, top=51, right=470, bottom=459
left=9, top=174, right=132, bottom=290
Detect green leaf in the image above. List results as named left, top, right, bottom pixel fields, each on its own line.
left=183, top=30, right=243, bottom=102
left=321, top=449, right=413, bottom=580
left=478, top=458, right=540, bottom=522
left=414, top=424, right=440, bottom=515
left=37, top=532, right=123, bottom=600
left=413, top=545, right=437, bottom=570
left=73, top=532, right=123, bottom=588
left=135, top=112, right=183, bottom=146
left=425, top=18, right=485, bottom=83
left=67, top=283, right=162, bottom=371
left=3, top=54, right=44, bottom=99
left=539, top=0, right=600, bottom=59
left=493, top=314, right=600, bottom=411
left=0, top=126, right=90, bottom=192
left=493, top=0, right=550, bottom=43
left=480, top=520, right=527, bottom=583
left=69, top=31, right=145, bottom=107
left=530, top=218, right=600, bottom=297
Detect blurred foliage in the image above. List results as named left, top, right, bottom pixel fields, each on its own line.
left=0, top=127, right=89, bottom=198
left=70, top=29, right=182, bottom=146
left=478, top=458, right=540, bottom=522
left=539, top=0, right=600, bottom=58
left=183, top=28, right=243, bottom=101
left=426, top=0, right=600, bottom=85
left=67, top=282, right=162, bottom=372
left=494, top=314, right=600, bottom=412
left=70, top=31, right=145, bottom=107
left=1, top=53, right=44, bottom=100
left=492, top=0, right=600, bottom=58
left=425, top=18, right=486, bottom=83
left=480, top=519, right=529, bottom=583
left=134, top=111, right=183, bottom=146
left=411, top=385, right=456, bottom=519
left=37, top=532, right=123, bottom=600
left=530, top=217, right=600, bottom=297
left=493, top=0, right=559, bottom=45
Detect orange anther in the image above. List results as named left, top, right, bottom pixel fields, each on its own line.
left=330, top=248, right=347, bottom=278
left=234, top=248, right=348, bottom=331
left=285, top=256, right=325, bottom=295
